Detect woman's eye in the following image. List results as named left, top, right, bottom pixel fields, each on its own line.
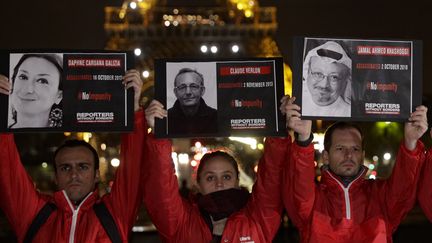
left=206, top=176, right=214, bottom=182
left=223, top=175, right=232, bottom=180
left=18, top=74, right=28, bottom=80
left=36, top=78, right=49, bottom=84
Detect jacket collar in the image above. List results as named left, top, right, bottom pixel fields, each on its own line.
left=53, top=189, right=99, bottom=212
left=321, top=165, right=368, bottom=189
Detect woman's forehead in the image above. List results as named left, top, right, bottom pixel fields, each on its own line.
left=200, top=157, right=236, bottom=172
left=20, top=57, right=60, bottom=74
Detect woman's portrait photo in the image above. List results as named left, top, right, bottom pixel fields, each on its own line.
left=8, top=53, right=63, bottom=129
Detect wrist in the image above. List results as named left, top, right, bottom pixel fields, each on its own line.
left=295, top=132, right=314, bottom=147
left=404, top=139, right=417, bottom=151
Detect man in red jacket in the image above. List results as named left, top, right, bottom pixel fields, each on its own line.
left=0, top=70, right=144, bottom=243
left=282, top=96, right=428, bottom=243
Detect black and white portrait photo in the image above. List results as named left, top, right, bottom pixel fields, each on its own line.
left=302, top=39, right=352, bottom=117
left=166, top=62, right=218, bottom=135
left=8, top=53, right=63, bottom=129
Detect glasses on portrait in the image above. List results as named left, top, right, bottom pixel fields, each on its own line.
left=175, top=84, right=202, bottom=93
left=309, top=71, right=343, bottom=84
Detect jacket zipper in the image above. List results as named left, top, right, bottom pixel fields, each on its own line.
left=63, top=191, right=93, bottom=243
left=326, top=170, right=363, bottom=220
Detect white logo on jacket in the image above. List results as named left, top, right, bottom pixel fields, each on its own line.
left=239, top=236, right=254, bottom=243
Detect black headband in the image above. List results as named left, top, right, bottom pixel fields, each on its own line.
left=317, top=48, right=343, bottom=60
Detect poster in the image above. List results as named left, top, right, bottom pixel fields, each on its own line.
left=292, top=37, right=422, bottom=121
left=0, top=51, right=134, bottom=132
left=154, top=57, right=285, bottom=138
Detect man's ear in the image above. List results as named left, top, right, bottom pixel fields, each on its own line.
left=322, top=150, right=330, bottom=165
left=201, top=86, right=205, bottom=96
left=95, top=169, right=100, bottom=183
left=173, top=88, right=180, bottom=99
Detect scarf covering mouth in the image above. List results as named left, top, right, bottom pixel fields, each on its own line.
left=197, top=188, right=250, bottom=221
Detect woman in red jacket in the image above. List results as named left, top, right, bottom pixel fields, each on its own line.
left=142, top=99, right=290, bottom=243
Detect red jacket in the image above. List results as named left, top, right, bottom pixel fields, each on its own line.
left=283, top=141, right=425, bottom=243
left=0, top=110, right=145, bottom=243
left=417, top=147, right=432, bottom=221
left=142, top=132, right=289, bottom=243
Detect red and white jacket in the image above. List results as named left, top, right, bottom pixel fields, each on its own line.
left=417, top=147, right=432, bottom=221
left=283, top=140, right=425, bottom=243
left=141, top=132, right=289, bottom=243
left=0, top=110, right=145, bottom=243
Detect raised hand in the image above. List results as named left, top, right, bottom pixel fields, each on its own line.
left=404, top=105, right=428, bottom=151
left=0, top=74, right=11, bottom=96
left=144, top=100, right=167, bottom=131
left=280, top=95, right=312, bottom=141
left=123, top=69, right=143, bottom=112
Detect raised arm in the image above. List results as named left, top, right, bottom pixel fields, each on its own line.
left=245, top=133, right=289, bottom=241
left=418, top=130, right=432, bottom=221
left=381, top=105, right=427, bottom=229
left=103, top=70, right=145, bottom=235
left=141, top=100, right=188, bottom=239
left=0, top=74, right=47, bottom=238
left=281, top=96, right=316, bottom=230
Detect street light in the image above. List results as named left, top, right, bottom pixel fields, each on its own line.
left=134, top=48, right=142, bottom=56
left=210, top=45, right=218, bottom=53
left=111, top=158, right=120, bottom=167
left=129, top=2, right=137, bottom=9
left=231, top=44, right=239, bottom=53
left=383, top=152, right=391, bottom=161
left=200, top=45, right=208, bottom=53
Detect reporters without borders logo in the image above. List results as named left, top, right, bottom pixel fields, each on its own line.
left=76, top=112, right=115, bottom=123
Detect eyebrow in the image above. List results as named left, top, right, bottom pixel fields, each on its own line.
left=203, top=171, right=234, bottom=175
left=57, top=161, right=91, bottom=165
left=18, top=70, right=52, bottom=76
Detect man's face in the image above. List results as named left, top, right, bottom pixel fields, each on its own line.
left=174, top=72, right=205, bottom=107
left=54, top=146, right=99, bottom=203
left=306, top=56, right=349, bottom=106
left=323, top=128, right=365, bottom=177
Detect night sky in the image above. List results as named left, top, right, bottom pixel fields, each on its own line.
left=0, top=0, right=431, bottom=98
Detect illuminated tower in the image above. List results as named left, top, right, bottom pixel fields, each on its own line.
left=104, top=0, right=291, bottom=100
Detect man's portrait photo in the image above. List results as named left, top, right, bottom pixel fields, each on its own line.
left=166, top=62, right=218, bottom=135
left=301, top=39, right=352, bottom=117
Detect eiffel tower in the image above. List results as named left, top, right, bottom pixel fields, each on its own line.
left=104, top=0, right=292, bottom=102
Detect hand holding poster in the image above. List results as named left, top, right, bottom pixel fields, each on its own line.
left=0, top=51, right=134, bottom=132
left=292, top=37, right=422, bottom=121
left=155, top=58, right=285, bottom=138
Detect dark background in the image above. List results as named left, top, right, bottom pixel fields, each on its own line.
left=0, top=1, right=431, bottom=241
left=0, top=0, right=430, bottom=99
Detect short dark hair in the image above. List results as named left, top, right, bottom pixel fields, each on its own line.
left=324, top=122, right=364, bottom=152
left=53, top=139, right=99, bottom=172
left=197, top=150, right=239, bottom=183
left=174, top=68, right=204, bottom=87
left=11, top=53, right=63, bottom=91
